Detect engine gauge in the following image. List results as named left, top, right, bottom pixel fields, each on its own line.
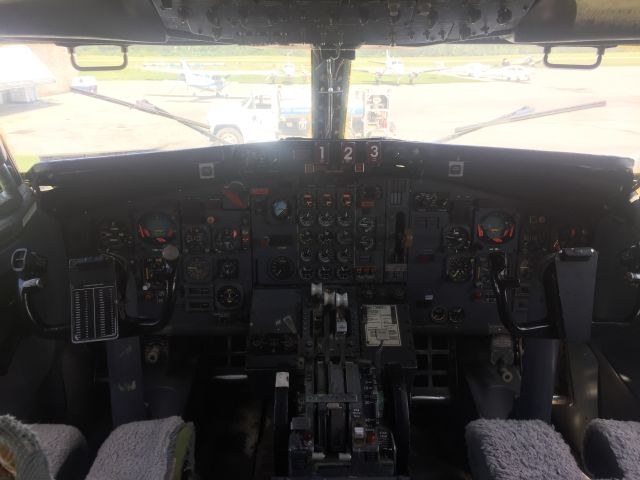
left=299, top=265, right=314, bottom=281
left=318, top=230, right=334, bottom=246
left=337, top=210, right=353, bottom=227
left=337, top=230, right=353, bottom=246
left=269, top=256, right=295, bottom=281
left=477, top=212, right=516, bottom=244
left=358, top=216, right=376, bottom=233
left=317, top=265, right=333, bottom=280
left=336, top=265, right=352, bottom=280
left=358, top=235, right=375, bottom=251
left=214, top=228, right=240, bottom=252
left=272, top=199, right=291, bottom=220
left=318, top=248, right=335, bottom=264
left=98, top=219, right=133, bottom=251
left=298, top=211, right=315, bottom=227
left=300, top=248, right=314, bottom=263
left=337, top=247, right=353, bottom=263
left=443, top=225, right=470, bottom=252
left=183, top=225, right=210, bottom=252
left=299, top=230, right=314, bottom=246
left=318, top=211, right=334, bottom=227
left=184, top=256, right=210, bottom=283
left=216, top=285, right=242, bottom=309
left=137, top=212, right=177, bottom=245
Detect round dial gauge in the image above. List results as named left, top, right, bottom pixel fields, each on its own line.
left=215, top=228, right=240, bottom=252
left=336, top=265, right=352, bottom=280
left=477, top=212, right=516, bottom=244
left=216, top=285, right=242, bottom=309
left=300, top=248, right=314, bottom=263
left=184, top=256, right=210, bottom=283
left=337, top=230, right=353, bottom=246
left=337, top=210, right=353, bottom=227
left=317, top=265, right=333, bottom=280
left=272, top=199, right=291, bottom=220
left=298, top=211, right=315, bottom=227
left=358, top=235, right=375, bottom=251
left=183, top=225, right=210, bottom=252
left=98, top=219, right=133, bottom=251
left=318, top=230, right=334, bottom=246
left=269, top=256, right=295, bottom=281
left=337, top=247, right=352, bottom=263
left=299, top=230, right=314, bottom=246
left=318, top=248, right=335, bottom=264
left=218, top=259, right=239, bottom=279
left=137, top=212, right=177, bottom=245
left=299, top=265, right=314, bottom=281
left=443, top=225, right=470, bottom=252
left=446, top=255, right=473, bottom=283
left=318, top=212, right=334, bottom=227
left=358, top=216, right=376, bottom=233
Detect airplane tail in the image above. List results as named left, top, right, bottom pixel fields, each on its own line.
left=181, top=60, right=192, bottom=74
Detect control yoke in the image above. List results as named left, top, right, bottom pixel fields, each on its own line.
left=489, top=248, right=598, bottom=341
left=10, top=246, right=179, bottom=341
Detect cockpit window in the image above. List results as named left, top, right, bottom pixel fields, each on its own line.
left=1, top=43, right=639, bottom=171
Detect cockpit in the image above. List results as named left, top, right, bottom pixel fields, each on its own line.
left=1, top=1, right=640, bottom=480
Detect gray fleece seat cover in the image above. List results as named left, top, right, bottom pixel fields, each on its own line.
left=86, top=415, right=194, bottom=480
left=0, top=415, right=88, bottom=480
left=466, top=419, right=589, bottom=480
left=584, top=418, right=640, bottom=479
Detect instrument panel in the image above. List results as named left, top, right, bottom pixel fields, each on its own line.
left=58, top=140, right=601, bottom=335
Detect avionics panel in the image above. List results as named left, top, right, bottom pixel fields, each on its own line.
left=53, top=140, right=611, bottom=336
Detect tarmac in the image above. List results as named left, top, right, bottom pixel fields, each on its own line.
left=1, top=66, right=638, bottom=166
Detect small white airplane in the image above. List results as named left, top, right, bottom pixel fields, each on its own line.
left=355, top=50, right=445, bottom=85
left=143, top=59, right=308, bottom=95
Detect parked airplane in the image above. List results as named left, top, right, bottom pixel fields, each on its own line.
left=355, top=50, right=445, bottom=84
left=143, top=59, right=309, bottom=95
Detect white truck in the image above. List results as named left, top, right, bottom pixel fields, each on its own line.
left=208, top=88, right=393, bottom=144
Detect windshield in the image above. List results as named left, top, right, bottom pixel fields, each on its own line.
left=1, top=44, right=638, bottom=172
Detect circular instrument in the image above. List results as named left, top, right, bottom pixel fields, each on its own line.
left=299, top=230, right=314, bottom=246
left=184, top=256, right=210, bottom=283
left=443, top=225, right=470, bottom=252
left=358, top=216, right=376, bottom=233
left=216, top=285, right=242, bottom=309
left=358, top=235, right=375, bottom=251
left=269, top=256, right=295, bottom=281
left=477, top=212, right=516, bottom=244
left=214, top=228, right=240, bottom=252
left=183, top=225, right=210, bottom=252
left=298, top=211, right=315, bottom=227
left=271, top=199, right=291, bottom=220
left=337, top=210, right=353, bottom=227
left=300, top=247, right=314, bottom=263
left=445, top=255, right=473, bottom=282
left=318, top=248, right=335, bottom=264
left=318, top=230, right=334, bottom=246
left=318, top=211, right=334, bottom=227
left=337, top=230, right=353, bottom=246
left=137, top=212, right=177, bottom=245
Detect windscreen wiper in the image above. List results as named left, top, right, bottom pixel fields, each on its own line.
left=70, top=87, right=229, bottom=145
left=436, top=100, right=606, bottom=143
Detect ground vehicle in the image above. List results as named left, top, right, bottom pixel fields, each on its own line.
left=1, top=2, right=640, bottom=480
left=208, top=89, right=392, bottom=143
